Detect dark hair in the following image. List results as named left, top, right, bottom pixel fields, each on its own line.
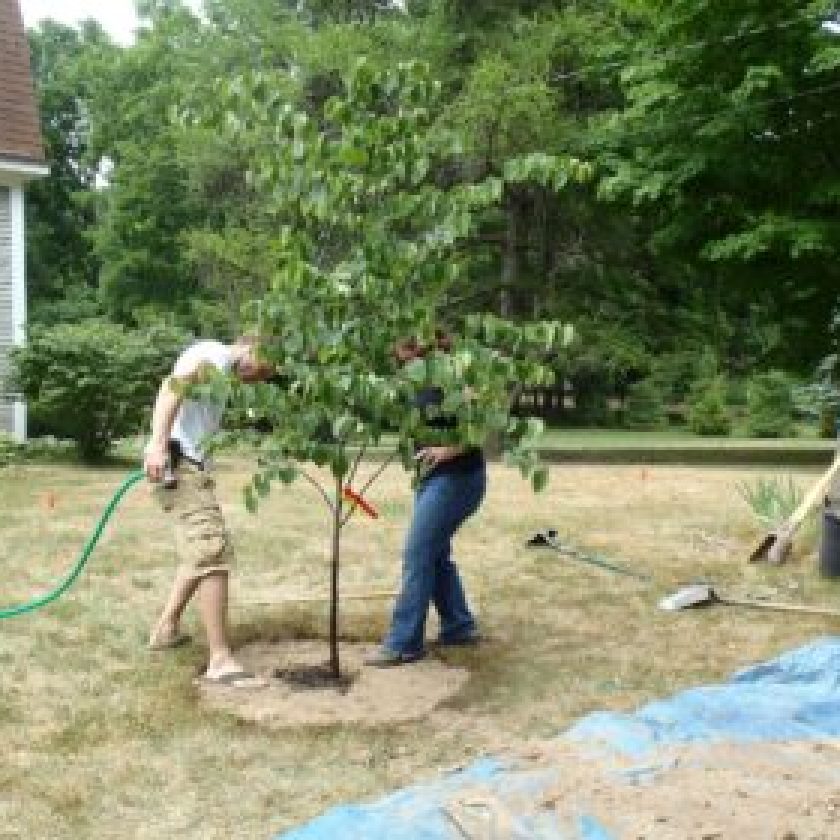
left=394, top=330, right=453, bottom=361
left=433, top=330, right=453, bottom=352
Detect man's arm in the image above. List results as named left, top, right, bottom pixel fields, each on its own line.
left=143, top=377, right=184, bottom=482
left=143, top=359, right=213, bottom=481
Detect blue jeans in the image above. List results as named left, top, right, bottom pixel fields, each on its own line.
left=383, top=463, right=487, bottom=656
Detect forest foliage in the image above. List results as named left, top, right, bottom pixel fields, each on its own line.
left=17, top=0, right=840, bottom=434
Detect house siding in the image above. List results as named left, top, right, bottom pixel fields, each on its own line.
left=0, top=402, right=12, bottom=435
left=0, top=185, right=12, bottom=434
left=0, top=0, right=46, bottom=440
left=0, top=184, right=23, bottom=439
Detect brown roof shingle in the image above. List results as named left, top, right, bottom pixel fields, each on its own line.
left=0, top=0, right=45, bottom=165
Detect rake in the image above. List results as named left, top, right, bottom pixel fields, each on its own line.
left=527, top=529, right=651, bottom=582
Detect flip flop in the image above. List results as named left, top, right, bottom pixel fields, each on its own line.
left=199, top=670, right=268, bottom=690
left=148, top=632, right=192, bottom=651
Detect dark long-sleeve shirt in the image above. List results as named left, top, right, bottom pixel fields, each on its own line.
left=415, top=387, right=484, bottom=475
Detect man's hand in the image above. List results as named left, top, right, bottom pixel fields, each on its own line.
left=144, top=442, right=167, bottom=483
left=416, top=445, right=462, bottom=469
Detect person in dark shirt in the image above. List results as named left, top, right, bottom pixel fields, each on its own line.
left=366, top=335, right=486, bottom=667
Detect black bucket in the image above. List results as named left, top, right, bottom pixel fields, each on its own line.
left=819, top=512, right=840, bottom=578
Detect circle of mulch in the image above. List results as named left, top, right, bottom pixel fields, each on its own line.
left=272, top=663, right=354, bottom=694
left=197, top=639, right=470, bottom=727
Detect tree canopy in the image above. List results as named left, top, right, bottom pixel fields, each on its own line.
left=22, top=0, right=840, bottom=380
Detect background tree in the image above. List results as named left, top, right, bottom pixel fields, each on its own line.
left=599, top=0, right=840, bottom=370
left=22, top=0, right=840, bottom=437
left=83, top=2, right=207, bottom=324
left=25, top=21, right=116, bottom=324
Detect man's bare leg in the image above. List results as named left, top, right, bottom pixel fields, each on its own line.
left=196, top=572, right=238, bottom=676
left=196, top=573, right=265, bottom=686
left=149, top=573, right=200, bottom=648
left=151, top=570, right=264, bottom=686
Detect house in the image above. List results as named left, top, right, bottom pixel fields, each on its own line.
left=0, top=0, right=47, bottom=440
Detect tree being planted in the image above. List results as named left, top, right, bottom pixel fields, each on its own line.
left=207, top=60, right=583, bottom=677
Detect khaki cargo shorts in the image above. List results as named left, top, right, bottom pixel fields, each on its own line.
left=155, top=463, right=234, bottom=581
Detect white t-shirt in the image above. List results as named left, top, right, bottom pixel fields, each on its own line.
left=169, top=340, right=234, bottom=462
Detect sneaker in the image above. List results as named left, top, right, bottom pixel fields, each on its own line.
left=364, top=647, right=426, bottom=667
left=434, top=632, right=482, bottom=648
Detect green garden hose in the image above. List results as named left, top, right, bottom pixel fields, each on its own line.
left=0, top=470, right=145, bottom=619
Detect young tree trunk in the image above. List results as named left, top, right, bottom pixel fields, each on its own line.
left=329, top=477, right=343, bottom=677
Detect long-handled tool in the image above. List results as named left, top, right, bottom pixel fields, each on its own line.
left=659, top=582, right=840, bottom=618
left=527, top=529, right=651, bottom=582
left=748, top=454, right=840, bottom=564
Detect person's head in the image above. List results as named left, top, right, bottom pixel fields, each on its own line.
left=231, top=335, right=274, bottom=382
left=393, top=330, right=453, bottom=365
left=393, top=336, right=425, bottom=364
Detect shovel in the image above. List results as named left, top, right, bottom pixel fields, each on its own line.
left=658, top=583, right=840, bottom=618
left=747, top=454, right=840, bottom=564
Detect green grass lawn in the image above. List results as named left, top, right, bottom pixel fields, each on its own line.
left=537, top=427, right=836, bottom=450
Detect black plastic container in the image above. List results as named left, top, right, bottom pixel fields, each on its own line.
left=819, top=511, right=840, bottom=578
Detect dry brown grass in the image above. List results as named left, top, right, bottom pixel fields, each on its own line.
left=1, top=458, right=838, bottom=838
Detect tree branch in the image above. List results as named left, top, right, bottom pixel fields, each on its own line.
left=341, top=450, right=397, bottom=527
left=299, top=468, right=336, bottom=514
left=346, top=443, right=367, bottom=488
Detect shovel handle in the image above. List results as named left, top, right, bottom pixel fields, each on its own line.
left=720, top=596, right=840, bottom=619
left=784, top=455, right=840, bottom=531
left=748, top=455, right=840, bottom=563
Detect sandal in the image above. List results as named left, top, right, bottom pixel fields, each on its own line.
left=198, top=670, right=268, bottom=689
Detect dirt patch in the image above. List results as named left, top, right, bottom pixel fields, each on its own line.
left=443, top=739, right=840, bottom=839
left=197, top=640, right=470, bottom=727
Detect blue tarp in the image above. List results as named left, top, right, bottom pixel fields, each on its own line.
left=275, top=636, right=840, bottom=840
left=567, top=636, right=840, bottom=754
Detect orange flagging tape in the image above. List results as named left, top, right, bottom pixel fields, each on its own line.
left=342, top=486, right=379, bottom=518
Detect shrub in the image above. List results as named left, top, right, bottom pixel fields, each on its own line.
left=0, top=431, right=19, bottom=468
left=572, top=380, right=611, bottom=426
left=559, top=321, right=652, bottom=426
left=622, top=377, right=666, bottom=429
left=736, top=475, right=803, bottom=526
left=7, top=320, right=188, bottom=460
left=687, top=373, right=731, bottom=436
left=745, top=370, right=795, bottom=438
left=651, top=350, right=706, bottom=404
left=819, top=405, right=839, bottom=439
left=794, top=356, right=840, bottom=439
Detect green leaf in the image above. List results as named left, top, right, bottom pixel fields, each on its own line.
left=531, top=466, right=549, bottom=493
left=244, top=486, right=257, bottom=514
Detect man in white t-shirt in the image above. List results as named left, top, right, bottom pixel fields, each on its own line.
left=143, top=336, right=273, bottom=688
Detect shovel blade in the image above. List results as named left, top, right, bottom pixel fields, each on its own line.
left=748, top=532, right=777, bottom=563
left=748, top=529, right=793, bottom=564
left=658, top=583, right=716, bottom=611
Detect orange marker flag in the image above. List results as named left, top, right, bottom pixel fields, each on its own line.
left=342, top=486, right=379, bottom=518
